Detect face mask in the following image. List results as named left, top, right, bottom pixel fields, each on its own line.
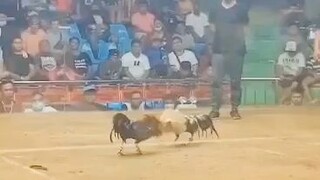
left=0, top=21, right=7, bottom=27
left=32, top=101, right=45, bottom=112
left=154, top=26, right=162, bottom=31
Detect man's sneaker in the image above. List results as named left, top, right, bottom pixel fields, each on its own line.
left=230, top=109, right=241, bottom=120
left=209, top=111, right=220, bottom=119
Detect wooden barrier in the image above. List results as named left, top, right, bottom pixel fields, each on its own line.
left=13, top=78, right=280, bottom=105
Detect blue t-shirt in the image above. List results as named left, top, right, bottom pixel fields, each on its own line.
left=144, top=47, right=164, bottom=68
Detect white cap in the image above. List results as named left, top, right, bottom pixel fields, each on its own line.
left=285, top=41, right=297, bottom=52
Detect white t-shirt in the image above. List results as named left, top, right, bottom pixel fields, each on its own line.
left=185, top=12, right=210, bottom=37
left=24, top=106, right=58, bottom=113
left=168, top=50, right=198, bottom=72
left=124, top=102, right=146, bottom=111
left=121, top=52, right=150, bottom=79
left=277, top=52, right=306, bottom=76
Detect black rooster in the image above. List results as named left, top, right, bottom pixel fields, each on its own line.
left=109, top=113, right=162, bottom=155
left=194, top=115, right=219, bottom=138
left=184, top=116, right=199, bottom=141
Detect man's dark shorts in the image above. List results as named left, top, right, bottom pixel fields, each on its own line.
left=279, top=71, right=314, bottom=88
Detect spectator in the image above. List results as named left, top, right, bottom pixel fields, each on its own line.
left=125, top=91, right=147, bottom=111
left=24, top=91, right=58, bottom=112
left=101, top=0, right=123, bottom=23
left=0, top=79, right=22, bottom=113
left=64, top=37, right=92, bottom=80
left=0, top=13, right=21, bottom=60
left=1, top=38, right=36, bottom=80
left=178, top=0, right=194, bottom=15
left=185, top=3, right=210, bottom=40
left=173, top=22, right=195, bottom=50
left=149, top=19, right=167, bottom=42
left=34, top=39, right=63, bottom=81
left=282, top=23, right=311, bottom=57
left=82, top=24, right=110, bottom=64
left=131, top=0, right=155, bottom=36
left=290, top=89, right=304, bottom=106
left=300, top=56, right=320, bottom=104
left=168, top=36, right=198, bottom=77
left=99, top=49, right=122, bottom=80
left=55, top=0, right=75, bottom=14
left=21, top=16, right=47, bottom=57
left=66, top=84, right=106, bottom=111
left=47, top=19, right=69, bottom=55
left=178, top=61, right=195, bottom=78
left=121, top=40, right=150, bottom=80
left=144, top=38, right=169, bottom=78
left=277, top=41, right=306, bottom=104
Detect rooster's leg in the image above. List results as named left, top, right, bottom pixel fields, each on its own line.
left=174, top=134, right=180, bottom=141
left=117, top=141, right=125, bottom=156
left=135, top=143, right=142, bottom=155
left=189, top=133, right=194, bottom=142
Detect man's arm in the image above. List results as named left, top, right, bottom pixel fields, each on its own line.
left=276, top=54, right=285, bottom=78
left=23, top=64, right=36, bottom=80
left=141, top=69, right=150, bottom=79
left=98, top=62, right=108, bottom=79
left=191, top=64, right=198, bottom=76
left=123, top=67, right=136, bottom=80
left=276, top=65, right=285, bottom=78
left=85, top=65, right=93, bottom=80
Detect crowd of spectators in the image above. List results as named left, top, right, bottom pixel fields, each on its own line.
left=277, top=0, right=320, bottom=105
left=0, top=0, right=320, bottom=112
left=0, top=0, right=216, bottom=82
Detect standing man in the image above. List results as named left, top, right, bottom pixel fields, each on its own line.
left=209, top=0, right=250, bottom=120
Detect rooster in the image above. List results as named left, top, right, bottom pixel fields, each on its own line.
left=109, top=113, right=162, bottom=155
left=184, top=115, right=199, bottom=141
left=194, top=114, right=219, bottom=139
left=160, top=109, right=200, bottom=142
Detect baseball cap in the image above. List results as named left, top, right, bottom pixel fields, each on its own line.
left=285, top=41, right=297, bottom=52
left=83, top=83, right=97, bottom=93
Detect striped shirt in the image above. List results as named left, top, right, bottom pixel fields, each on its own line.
left=306, top=57, right=320, bottom=75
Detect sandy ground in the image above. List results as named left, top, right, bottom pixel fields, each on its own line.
left=0, top=107, right=320, bottom=180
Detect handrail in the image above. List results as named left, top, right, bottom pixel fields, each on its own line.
left=13, top=77, right=280, bottom=85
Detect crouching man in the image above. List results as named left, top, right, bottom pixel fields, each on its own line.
left=277, top=41, right=306, bottom=105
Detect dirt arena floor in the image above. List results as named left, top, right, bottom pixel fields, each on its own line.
left=0, top=107, right=320, bottom=180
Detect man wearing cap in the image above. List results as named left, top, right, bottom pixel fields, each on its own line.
left=99, top=49, right=122, bottom=80
left=277, top=41, right=306, bottom=104
left=66, top=84, right=106, bottom=111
